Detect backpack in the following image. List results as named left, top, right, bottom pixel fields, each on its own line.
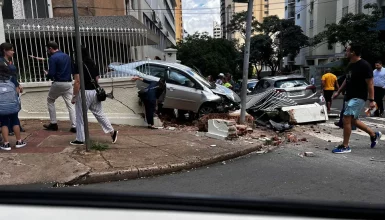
left=0, top=76, right=20, bottom=115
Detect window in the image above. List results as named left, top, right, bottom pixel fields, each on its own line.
left=285, top=6, right=287, bottom=11
left=136, top=65, right=167, bottom=78
left=164, top=0, right=175, bottom=24
left=168, top=69, right=196, bottom=88
left=264, top=4, right=269, bottom=8
left=310, top=20, right=314, bottom=29
left=21, top=0, right=50, bottom=18
left=274, top=79, right=308, bottom=88
left=342, top=6, right=348, bottom=16
left=264, top=11, right=269, bottom=15
left=263, top=81, right=271, bottom=89
left=131, top=0, right=136, bottom=10
left=297, top=13, right=300, bottom=19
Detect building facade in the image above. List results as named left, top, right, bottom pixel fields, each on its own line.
left=175, top=0, right=183, bottom=42
left=213, top=21, right=222, bottom=38
left=220, top=0, right=285, bottom=44
left=285, top=0, right=377, bottom=71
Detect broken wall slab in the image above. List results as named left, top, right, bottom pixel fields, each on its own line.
left=206, top=119, right=237, bottom=140
left=281, top=103, right=328, bottom=124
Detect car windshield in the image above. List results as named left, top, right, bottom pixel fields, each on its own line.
left=274, top=78, right=309, bottom=88
left=187, top=69, right=215, bottom=89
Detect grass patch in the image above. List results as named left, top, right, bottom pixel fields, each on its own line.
left=91, top=141, right=109, bottom=151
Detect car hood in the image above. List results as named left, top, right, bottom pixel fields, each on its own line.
left=211, top=84, right=241, bottom=103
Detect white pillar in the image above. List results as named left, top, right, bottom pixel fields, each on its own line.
left=0, top=1, right=5, bottom=43
left=164, top=48, right=177, bottom=63
left=12, top=0, right=25, bottom=19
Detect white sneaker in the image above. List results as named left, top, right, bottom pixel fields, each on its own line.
left=0, top=143, right=11, bottom=151
left=16, top=140, right=26, bottom=148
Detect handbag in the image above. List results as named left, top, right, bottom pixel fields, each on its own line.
left=84, top=63, right=107, bottom=102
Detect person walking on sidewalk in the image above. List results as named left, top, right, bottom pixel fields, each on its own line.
left=321, top=69, right=339, bottom=113
left=133, top=76, right=166, bottom=129
left=373, top=61, right=385, bottom=116
left=0, top=46, right=26, bottom=150
left=332, top=43, right=381, bottom=153
left=43, top=41, right=76, bottom=132
left=70, top=47, right=118, bottom=145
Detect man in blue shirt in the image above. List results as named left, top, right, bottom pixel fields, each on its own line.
left=373, top=61, right=385, bottom=116
left=43, top=41, right=76, bottom=132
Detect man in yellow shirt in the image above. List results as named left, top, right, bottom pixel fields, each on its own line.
left=322, top=69, right=339, bottom=112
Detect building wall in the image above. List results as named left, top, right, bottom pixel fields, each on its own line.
left=213, top=21, right=221, bottom=38
left=52, top=0, right=125, bottom=17
left=175, top=0, right=183, bottom=42
left=221, top=0, right=285, bottom=44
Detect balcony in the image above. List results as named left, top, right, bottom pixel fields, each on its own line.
left=288, top=10, right=295, bottom=19
left=288, top=0, right=295, bottom=5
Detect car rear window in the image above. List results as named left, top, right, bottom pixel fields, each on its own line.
left=274, top=78, right=309, bottom=88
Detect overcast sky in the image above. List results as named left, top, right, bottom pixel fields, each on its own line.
left=182, top=0, right=221, bottom=36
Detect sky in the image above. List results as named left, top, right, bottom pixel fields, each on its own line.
left=182, top=0, right=221, bottom=37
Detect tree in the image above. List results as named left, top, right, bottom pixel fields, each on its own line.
left=227, top=11, right=258, bottom=39
left=313, top=3, right=385, bottom=65
left=249, top=34, right=273, bottom=79
left=253, top=16, right=309, bottom=75
left=176, top=32, right=240, bottom=78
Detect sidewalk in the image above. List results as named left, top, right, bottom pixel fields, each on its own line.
left=0, top=120, right=277, bottom=186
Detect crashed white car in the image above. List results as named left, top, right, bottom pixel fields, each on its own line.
left=108, top=61, right=241, bottom=116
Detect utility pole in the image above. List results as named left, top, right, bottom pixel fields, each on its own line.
left=240, top=0, right=254, bottom=124
left=72, top=0, right=91, bottom=151
left=0, top=0, right=5, bottom=43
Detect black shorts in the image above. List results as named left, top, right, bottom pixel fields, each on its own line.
left=323, top=90, right=334, bottom=102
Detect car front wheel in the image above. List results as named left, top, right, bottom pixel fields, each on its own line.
left=198, top=103, right=215, bottom=118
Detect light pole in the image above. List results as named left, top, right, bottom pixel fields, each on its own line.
left=72, top=0, right=91, bottom=151
left=0, top=0, right=5, bottom=43
left=239, top=0, right=254, bottom=124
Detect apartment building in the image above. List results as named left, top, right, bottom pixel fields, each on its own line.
left=220, top=0, right=285, bottom=42
left=175, top=0, right=183, bottom=42
left=213, top=21, right=222, bottom=38
left=285, top=0, right=377, bottom=70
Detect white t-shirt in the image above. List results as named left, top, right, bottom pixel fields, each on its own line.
left=310, top=77, right=315, bottom=85
left=373, top=67, right=385, bottom=88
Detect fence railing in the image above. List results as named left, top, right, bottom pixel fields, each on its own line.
left=4, top=23, right=149, bottom=83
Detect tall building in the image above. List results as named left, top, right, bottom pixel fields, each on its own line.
left=175, top=0, right=183, bottom=42
left=220, top=0, right=285, bottom=43
left=284, top=0, right=377, bottom=72
left=213, top=22, right=222, bottom=38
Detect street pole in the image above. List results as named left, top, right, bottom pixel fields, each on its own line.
left=72, top=0, right=90, bottom=151
left=240, top=0, right=254, bottom=124
left=0, top=0, right=5, bottom=43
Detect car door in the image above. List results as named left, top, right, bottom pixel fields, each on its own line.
left=136, top=64, right=167, bottom=90
left=163, top=67, right=204, bottom=112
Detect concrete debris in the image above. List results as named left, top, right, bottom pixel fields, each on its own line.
left=287, top=134, right=298, bottom=143
left=298, top=153, right=304, bottom=158
left=269, top=120, right=293, bottom=131
left=206, top=119, right=237, bottom=140
left=304, top=152, right=315, bottom=157
left=325, top=147, right=329, bottom=150
left=168, top=127, right=176, bottom=131
left=210, top=145, right=217, bottom=147
left=281, top=103, right=328, bottom=124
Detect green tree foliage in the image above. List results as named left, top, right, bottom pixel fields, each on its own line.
left=313, top=3, right=385, bottom=65
left=176, top=32, right=240, bottom=78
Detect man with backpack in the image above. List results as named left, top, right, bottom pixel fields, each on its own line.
left=43, top=41, right=76, bottom=132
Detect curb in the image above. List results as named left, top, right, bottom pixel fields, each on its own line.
left=68, top=144, right=265, bottom=185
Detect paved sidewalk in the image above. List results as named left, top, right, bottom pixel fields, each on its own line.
left=0, top=120, right=276, bottom=186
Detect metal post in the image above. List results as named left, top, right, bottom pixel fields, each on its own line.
left=240, top=0, right=254, bottom=124
left=72, top=0, right=90, bottom=151
left=0, top=1, right=6, bottom=43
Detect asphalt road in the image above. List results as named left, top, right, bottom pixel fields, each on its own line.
left=6, top=96, right=385, bottom=206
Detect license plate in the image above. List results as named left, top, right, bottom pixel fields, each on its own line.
left=290, top=91, right=304, bottom=96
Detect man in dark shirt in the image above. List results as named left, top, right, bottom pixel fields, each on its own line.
left=332, top=43, right=381, bottom=153
left=43, top=41, right=76, bottom=132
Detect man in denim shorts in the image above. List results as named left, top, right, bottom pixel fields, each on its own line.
left=332, top=43, right=381, bottom=153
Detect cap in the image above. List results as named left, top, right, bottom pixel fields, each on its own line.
left=219, top=73, right=225, bottom=77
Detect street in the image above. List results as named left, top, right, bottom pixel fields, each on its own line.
left=8, top=97, right=385, bottom=206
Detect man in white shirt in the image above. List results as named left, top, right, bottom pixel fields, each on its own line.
left=310, top=75, right=315, bottom=86
left=373, top=61, right=385, bottom=116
